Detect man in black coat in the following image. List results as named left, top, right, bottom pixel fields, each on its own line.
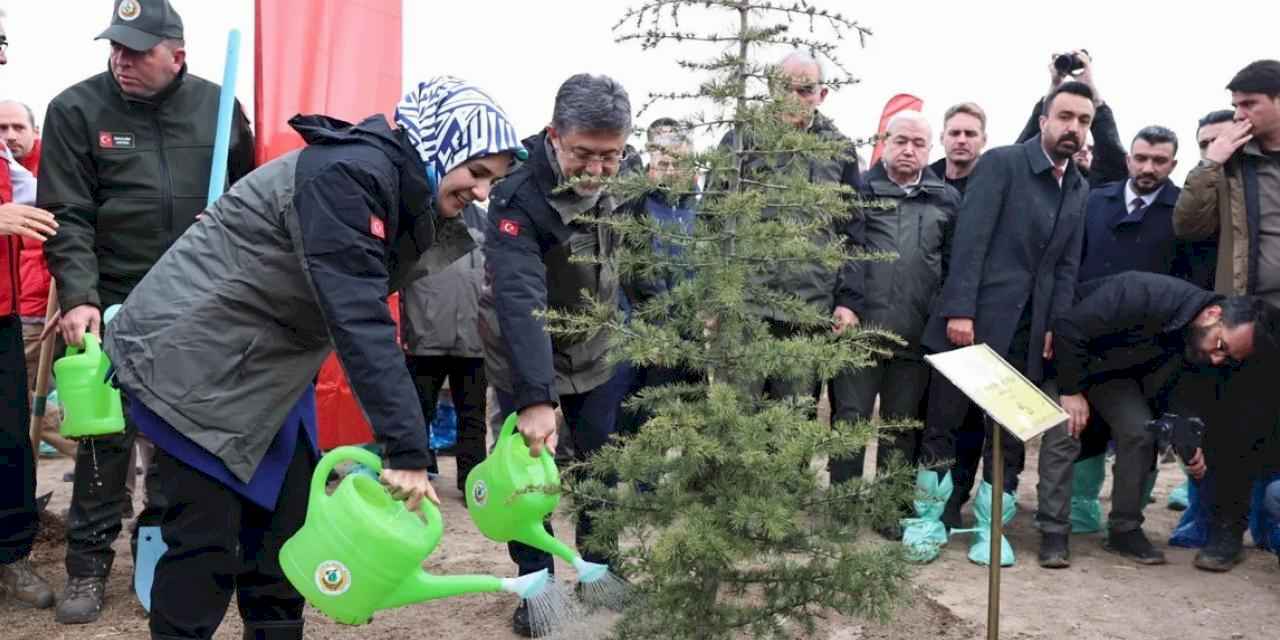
left=919, top=82, right=1095, bottom=565
left=1050, top=272, right=1277, bottom=567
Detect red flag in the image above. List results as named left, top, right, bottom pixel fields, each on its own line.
left=256, top=0, right=403, bottom=448
left=869, top=93, right=924, bottom=165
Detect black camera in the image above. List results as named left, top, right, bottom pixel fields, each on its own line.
left=1054, top=50, right=1090, bottom=76
left=1145, top=413, right=1205, bottom=464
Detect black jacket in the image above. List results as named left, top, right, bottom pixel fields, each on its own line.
left=1053, top=272, right=1220, bottom=396
left=39, top=65, right=255, bottom=310
left=1078, top=178, right=1207, bottom=284
left=479, top=132, right=621, bottom=410
left=922, top=136, right=1089, bottom=382
left=1016, top=97, right=1126, bottom=188
left=847, top=163, right=959, bottom=356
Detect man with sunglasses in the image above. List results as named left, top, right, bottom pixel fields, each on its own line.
left=1051, top=270, right=1277, bottom=566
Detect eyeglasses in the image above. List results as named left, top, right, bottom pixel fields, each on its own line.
left=563, top=145, right=624, bottom=167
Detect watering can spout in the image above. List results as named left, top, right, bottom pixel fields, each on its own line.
left=518, top=522, right=578, bottom=565
left=379, top=570, right=511, bottom=610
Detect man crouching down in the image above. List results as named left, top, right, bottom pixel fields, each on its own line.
left=102, top=77, right=525, bottom=640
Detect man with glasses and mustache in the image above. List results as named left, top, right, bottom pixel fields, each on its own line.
left=1051, top=272, right=1279, bottom=567
left=919, top=81, right=1094, bottom=566
left=478, top=72, right=633, bottom=637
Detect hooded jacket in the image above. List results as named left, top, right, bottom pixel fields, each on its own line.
left=104, top=115, right=472, bottom=481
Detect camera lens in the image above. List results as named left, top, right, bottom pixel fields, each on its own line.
left=1054, top=54, right=1078, bottom=75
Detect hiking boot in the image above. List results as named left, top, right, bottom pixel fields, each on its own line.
left=1194, top=528, right=1244, bottom=572
left=875, top=521, right=904, bottom=542
left=512, top=599, right=543, bottom=638
left=1037, top=532, right=1071, bottom=569
left=55, top=575, right=106, bottom=624
left=0, top=559, right=54, bottom=609
left=1103, top=528, right=1167, bottom=565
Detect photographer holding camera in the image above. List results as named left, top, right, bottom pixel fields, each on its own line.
left=1040, top=271, right=1277, bottom=568
left=1017, top=49, right=1127, bottom=187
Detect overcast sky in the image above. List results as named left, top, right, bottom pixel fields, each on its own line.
left=3, top=0, right=1278, bottom=182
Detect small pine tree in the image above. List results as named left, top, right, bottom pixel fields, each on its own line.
left=543, top=2, right=919, bottom=638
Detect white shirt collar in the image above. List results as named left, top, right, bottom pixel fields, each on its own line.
left=1124, top=180, right=1162, bottom=212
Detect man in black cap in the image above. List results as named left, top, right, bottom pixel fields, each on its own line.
left=39, top=0, right=254, bottom=624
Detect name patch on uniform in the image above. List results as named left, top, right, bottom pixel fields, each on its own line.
left=369, top=215, right=386, bottom=240
left=98, top=132, right=135, bottom=149
left=498, top=219, right=521, bottom=237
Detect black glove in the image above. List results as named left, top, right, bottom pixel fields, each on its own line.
left=1145, top=413, right=1206, bottom=464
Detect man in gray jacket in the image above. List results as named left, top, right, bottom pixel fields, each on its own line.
left=402, top=203, right=488, bottom=492
left=829, top=112, right=957, bottom=493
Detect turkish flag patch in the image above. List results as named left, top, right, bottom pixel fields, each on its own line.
left=369, top=215, right=386, bottom=239
left=498, top=218, right=521, bottom=237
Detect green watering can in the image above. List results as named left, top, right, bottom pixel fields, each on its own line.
left=53, top=333, right=124, bottom=439
left=280, top=446, right=549, bottom=625
left=466, top=413, right=609, bottom=583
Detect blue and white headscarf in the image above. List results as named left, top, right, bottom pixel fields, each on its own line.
left=395, top=76, right=525, bottom=193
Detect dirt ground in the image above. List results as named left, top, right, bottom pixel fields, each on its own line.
left=6, top=434, right=1279, bottom=639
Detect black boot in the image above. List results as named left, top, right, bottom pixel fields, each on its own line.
left=1104, top=528, right=1167, bottom=565
left=55, top=575, right=106, bottom=624
left=1194, top=525, right=1244, bottom=572
left=941, top=493, right=965, bottom=531
left=243, top=619, right=304, bottom=640
left=1037, top=532, right=1071, bottom=569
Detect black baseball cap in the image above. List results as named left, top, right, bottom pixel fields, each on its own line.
left=96, top=0, right=184, bottom=52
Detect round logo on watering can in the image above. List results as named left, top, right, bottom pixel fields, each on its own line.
left=472, top=480, right=488, bottom=506
left=314, top=560, right=351, bottom=596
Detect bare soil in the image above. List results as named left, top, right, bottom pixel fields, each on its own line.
left=7, top=435, right=1279, bottom=639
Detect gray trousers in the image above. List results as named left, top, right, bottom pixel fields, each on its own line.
left=1036, top=377, right=1155, bottom=535
left=828, top=355, right=929, bottom=483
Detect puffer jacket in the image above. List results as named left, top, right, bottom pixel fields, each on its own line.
left=16, top=141, right=49, bottom=318
left=1173, top=141, right=1280, bottom=305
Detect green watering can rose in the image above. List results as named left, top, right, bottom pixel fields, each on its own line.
left=279, top=446, right=548, bottom=625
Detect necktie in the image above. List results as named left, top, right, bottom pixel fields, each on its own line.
left=1052, top=165, right=1066, bottom=182
left=1129, top=197, right=1147, bottom=219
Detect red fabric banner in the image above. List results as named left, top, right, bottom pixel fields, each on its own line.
left=255, top=0, right=403, bottom=449
left=869, top=93, right=924, bottom=165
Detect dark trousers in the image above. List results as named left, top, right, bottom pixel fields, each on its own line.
left=149, top=430, right=313, bottom=640
left=921, top=317, right=1036, bottom=495
left=494, top=382, right=620, bottom=576
left=65, top=398, right=165, bottom=577
left=616, top=363, right=698, bottom=437
left=0, top=315, right=37, bottom=564
left=407, top=355, right=487, bottom=490
left=828, top=354, right=929, bottom=483
left=743, top=319, right=822, bottom=417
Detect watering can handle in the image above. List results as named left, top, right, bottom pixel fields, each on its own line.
left=499, top=412, right=558, bottom=479
left=309, top=446, right=384, bottom=515
left=64, top=332, right=101, bottom=358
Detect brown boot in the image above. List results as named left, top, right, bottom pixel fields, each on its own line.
left=0, top=558, right=55, bottom=609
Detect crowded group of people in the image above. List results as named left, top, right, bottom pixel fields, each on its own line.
left=2, top=1, right=1280, bottom=639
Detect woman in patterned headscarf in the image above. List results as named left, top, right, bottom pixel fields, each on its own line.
left=101, top=76, right=523, bottom=639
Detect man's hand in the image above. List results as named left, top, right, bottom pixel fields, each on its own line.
left=379, top=468, right=440, bottom=512
left=946, top=318, right=975, bottom=347
left=1205, top=120, right=1254, bottom=165
left=60, top=304, right=101, bottom=348
left=1060, top=393, right=1090, bottom=438
left=517, top=403, right=559, bottom=458
left=832, top=306, right=859, bottom=335
left=1185, top=448, right=1207, bottom=481
left=1043, top=331, right=1055, bottom=360
left=0, top=203, right=57, bottom=242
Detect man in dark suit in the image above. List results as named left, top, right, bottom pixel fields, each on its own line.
left=1036, top=126, right=1198, bottom=569
left=919, top=81, right=1095, bottom=566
